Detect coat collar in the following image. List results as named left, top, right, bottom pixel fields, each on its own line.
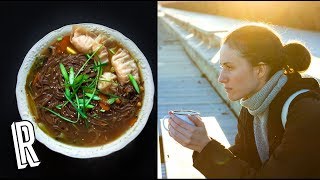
left=267, top=72, right=319, bottom=154
left=242, top=72, right=319, bottom=159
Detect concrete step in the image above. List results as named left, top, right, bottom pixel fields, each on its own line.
left=158, top=77, right=211, bottom=86
left=161, top=7, right=320, bottom=57
left=158, top=87, right=220, bottom=98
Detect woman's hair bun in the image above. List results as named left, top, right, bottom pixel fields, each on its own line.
left=283, top=41, right=311, bottom=72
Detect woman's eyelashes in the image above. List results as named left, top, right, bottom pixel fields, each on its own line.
left=220, top=64, right=233, bottom=71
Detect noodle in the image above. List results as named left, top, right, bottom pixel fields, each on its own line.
left=26, top=32, right=143, bottom=147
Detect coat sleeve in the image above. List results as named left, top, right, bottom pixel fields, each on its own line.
left=192, top=96, right=320, bottom=178
left=192, top=117, right=243, bottom=162
left=228, top=123, right=242, bottom=157
left=228, top=107, right=246, bottom=158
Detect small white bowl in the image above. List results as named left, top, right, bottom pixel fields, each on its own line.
left=15, top=23, right=154, bottom=159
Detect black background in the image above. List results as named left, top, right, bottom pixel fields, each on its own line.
left=0, top=1, right=157, bottom=178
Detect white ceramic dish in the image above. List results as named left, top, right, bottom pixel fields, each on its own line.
left=16, top=23, right=154, bottom=158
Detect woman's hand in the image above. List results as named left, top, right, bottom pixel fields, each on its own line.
left=168, top=111, right=211, bottom=153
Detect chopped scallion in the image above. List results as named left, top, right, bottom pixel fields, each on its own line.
left=85, top=93, right=101, bottom=100
left=59, top=63, right=69, bottom=82
left=107, top=97, right=117, bottom=105
left=42, top=107, right=77, bottom=124
left=65, top=87, right=71, bottom=98
left=128, top=74, right=140, bottom=94
left=55, top=104, right=63, bottom=110
left=93, top=62, right=108, bottom=69
left=73, top=74, right=89, bottom=87
left=79, top=104, right=94, bottom=109
left=69, top=67, right=74, bottom=85
left=75, top=44, right=103, bottom=78
left=109, top=47, right=116, bottom=55
left=65, top=92, right=87, bottom=119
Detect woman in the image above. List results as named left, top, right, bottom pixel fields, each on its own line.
left=168, top=23, right=320, bottom=178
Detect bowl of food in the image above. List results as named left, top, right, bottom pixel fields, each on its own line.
left=16, top=23, right=154, bottom=158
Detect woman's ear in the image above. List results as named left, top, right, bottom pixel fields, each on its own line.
left=255, top=62, right=270, bottom=80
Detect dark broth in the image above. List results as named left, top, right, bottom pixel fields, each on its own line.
left=26, top=32, right=144, bottom=147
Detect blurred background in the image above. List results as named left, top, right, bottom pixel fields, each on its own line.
left=159, top=1, right=320, bottom=31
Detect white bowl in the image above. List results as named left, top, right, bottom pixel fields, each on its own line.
left=15, top=23, right=154, bottom=158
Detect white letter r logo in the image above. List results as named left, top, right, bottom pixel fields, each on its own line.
left=11, top=121, right=40, bottom=169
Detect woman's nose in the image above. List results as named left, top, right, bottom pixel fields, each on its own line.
left=218, top=71, right=227, bottom=84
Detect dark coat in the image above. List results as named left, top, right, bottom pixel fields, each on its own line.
left=192, top=72, right=320, bottom=178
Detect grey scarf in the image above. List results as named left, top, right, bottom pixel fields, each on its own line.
left=240, top=70, right=287, bottom=163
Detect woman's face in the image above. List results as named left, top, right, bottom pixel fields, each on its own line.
left=218, top=44, right=264, bottom=101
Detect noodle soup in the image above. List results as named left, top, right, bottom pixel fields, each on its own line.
left=26, top=25, right=144, bottom=147
left=16, top=23, right=154, bottom=158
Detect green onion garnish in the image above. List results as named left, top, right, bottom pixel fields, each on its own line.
left=107, top=97, right=117, bottom=105
left=79, top=104, right=94, bottom=109
left=75, top=44, right=103, bottom=78
left=109, top=47, right=116, bottom=55
left=64, top=92, right=87, bottom=119
left=85, top=93, right=101, bottom=101
left=128, top=74, right=140, bottom=94
left=55, top=104, right=63, bottom=110
left=59, top=63, right=69, bottom=82
left=69, top=67, right=74, bottom=85
left=65, top=87, right=71, bottom=98
left=73, top=74, right=89, bottom=87
left=46, top=43, right=107, bottom=127
left=93, top=62, right=108, bottom=69
left=42, top=107, right=77, bottom=124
